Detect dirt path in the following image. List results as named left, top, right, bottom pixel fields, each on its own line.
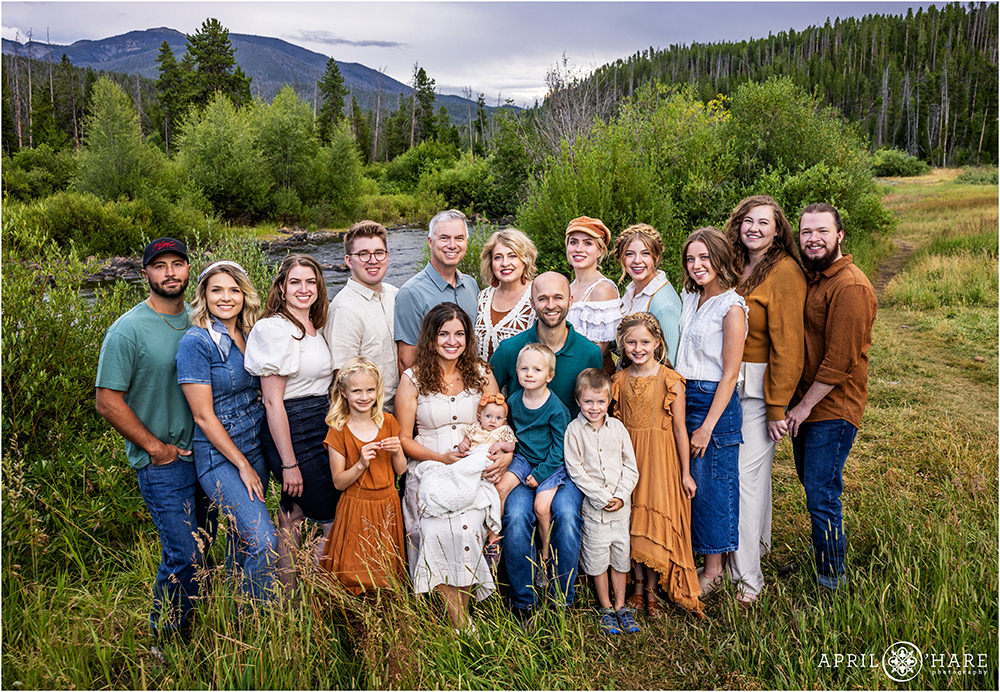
left=872, top=238, right=917, bottom=303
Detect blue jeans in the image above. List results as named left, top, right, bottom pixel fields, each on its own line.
left=792, top=419, right=858, bottom=590
left=685, top=380, right=743, bottom=554
left=196, top=444, right=277, bottom=601
left=501, top=476, right=584, bottom=609
left=136, top=458, right=217, bottom=637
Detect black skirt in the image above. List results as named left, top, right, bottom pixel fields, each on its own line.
left=262, top=394, right=339, bottom=522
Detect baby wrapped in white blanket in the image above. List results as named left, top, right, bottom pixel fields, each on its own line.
left=414, top=412, right=517, bottom=536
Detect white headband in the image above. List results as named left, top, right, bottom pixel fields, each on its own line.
left=198, top=260, right=247, bottom=284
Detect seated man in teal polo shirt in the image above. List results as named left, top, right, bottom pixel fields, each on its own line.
left=395, top=209, right=480, bottom=373
left=489, top=272, right=602, bottom=620
left=490, top=272, right=602, bottom=417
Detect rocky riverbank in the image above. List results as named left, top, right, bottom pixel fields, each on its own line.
left=84, top=228, right=352, bottom=283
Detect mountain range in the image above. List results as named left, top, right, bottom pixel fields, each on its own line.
left=1, top=27, right=507, bottom=122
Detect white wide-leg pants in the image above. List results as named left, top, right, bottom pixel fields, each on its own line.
left=727, top=364, right=776, bottom=598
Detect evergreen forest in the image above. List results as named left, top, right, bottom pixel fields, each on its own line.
left=585, top=2, right=998, bottom=165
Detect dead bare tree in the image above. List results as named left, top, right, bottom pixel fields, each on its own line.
left=462, top=85, right=474, bottom=154
left=533, top=53, right=617, bottom=159
left=409, top=62, right=418, bottom=149
left=12, top=32, right=24, bottom=149
left=371, top=66, right=385, bottom=162
left=26, top=30, right=34, bottom=148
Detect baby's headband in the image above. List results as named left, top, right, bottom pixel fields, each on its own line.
left=478, top=393, right=508, bottom=416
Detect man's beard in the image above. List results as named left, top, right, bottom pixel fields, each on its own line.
left=801, top=247, right=839, bottom=274
left=149, top=276, right=189, bottom=299
left=537, top=307, right=568, bottom=328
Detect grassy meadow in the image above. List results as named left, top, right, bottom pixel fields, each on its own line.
left=1, top=170, right=997, bottom=689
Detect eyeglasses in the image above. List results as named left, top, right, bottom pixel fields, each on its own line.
left=349, top=249, right=388, bottom=262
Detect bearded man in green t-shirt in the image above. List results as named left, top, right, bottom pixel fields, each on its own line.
left=95, top=238, right=215, bottom=639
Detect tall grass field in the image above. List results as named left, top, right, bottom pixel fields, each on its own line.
left=2, top=170, right=997, bottom=689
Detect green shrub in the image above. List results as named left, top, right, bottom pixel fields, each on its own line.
left=517, top=78, right=894, bottom=276
left=357, top=192, right=442, bottom=226
left=956, top=167, right=999, bottom=185
left=13, top=191, right=141, bottom=255
left=2, top=145, right=77, bottom=202
left=380, top=140, right=459, bottom=192
left=517, top=96, right=678, bottom=275
left=872, top=148, right=931, bottom=177
left=177, top=93, right=272, bottom=221
left=1, top=241, right=143, bottom=459
left=8, top=188, right=223, bottom=257
left=271, top=187, right=303, bottom=224
left=308, top=123, right=365, bottom=222
left=416, top=155, right=491, bottom=215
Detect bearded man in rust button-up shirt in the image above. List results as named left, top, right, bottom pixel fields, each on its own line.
left=786, top=203, right=877, bottom=593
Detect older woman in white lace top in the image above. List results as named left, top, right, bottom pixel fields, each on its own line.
left=565, top=216, right=622, bottom=355
left=473, top=229, right=537, bottom=360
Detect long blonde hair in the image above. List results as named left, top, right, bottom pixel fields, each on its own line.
left=326, top=357, right=386, bottom=431
left=190, top=263, right=261, bottom=333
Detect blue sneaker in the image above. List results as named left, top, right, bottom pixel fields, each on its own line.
left=616, top=607, right=641, bottom=634
left=597, top=607, right=621, bottom=635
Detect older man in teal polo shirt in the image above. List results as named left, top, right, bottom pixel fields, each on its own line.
left=395, top=209, right=480, bottom=372
left=490, top=271, right=601, bottom=620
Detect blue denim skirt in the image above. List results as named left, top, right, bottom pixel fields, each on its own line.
left=262, top=395, right=339, bottom=523
left=685, top=380, right=742, bottom=554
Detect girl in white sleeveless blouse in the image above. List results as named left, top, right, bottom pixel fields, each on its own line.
left=674, top=228, right=748, bottom=599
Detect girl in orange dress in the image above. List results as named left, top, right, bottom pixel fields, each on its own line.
left=321, top=357, right=407, bottom=593
left=611, top=313, right=704, bottom=617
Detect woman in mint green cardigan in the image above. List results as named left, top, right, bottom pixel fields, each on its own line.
left=615, top=224, right=683, bottom=365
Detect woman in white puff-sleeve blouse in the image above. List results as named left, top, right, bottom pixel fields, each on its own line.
left=244, top=254, right=337, bottom=585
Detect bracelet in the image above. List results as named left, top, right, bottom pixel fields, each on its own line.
left=281, top=462, right=299, bottom=469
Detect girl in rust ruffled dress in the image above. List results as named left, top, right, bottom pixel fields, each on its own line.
left=611, top=313, right=704, bottom=617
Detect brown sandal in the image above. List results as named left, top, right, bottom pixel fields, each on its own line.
left=645, top=596, right=664, bottom=619
left=626, top=592, right=645, bottom=611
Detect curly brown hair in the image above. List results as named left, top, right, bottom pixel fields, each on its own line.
left=411, top=303, right=488, bottom=396
left=262, top=254, right=329, bottom=339
left=681, top=227, right=740, bottom=293
left=723, top=195, right=802, bottom=296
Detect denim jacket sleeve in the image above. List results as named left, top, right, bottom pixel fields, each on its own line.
left=175, top=328, right=213, bottom=386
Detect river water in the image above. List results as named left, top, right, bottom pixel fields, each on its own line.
left=278, top=225, right=428, bottom=296
left=81, top=226, right=429, bottom=300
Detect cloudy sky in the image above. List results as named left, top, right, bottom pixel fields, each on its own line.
left=3, top=1, right=936, bottom=105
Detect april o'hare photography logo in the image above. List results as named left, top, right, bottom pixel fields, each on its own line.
left=820, top=640, right=990, bottom=682
left=882, top=641, right=922, bottom=682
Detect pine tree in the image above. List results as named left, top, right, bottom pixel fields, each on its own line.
left=350, top=95, right=372, bottom=163
left=185, top=18, right=251, bottom=107
left=316, top=57, right=348, bottom=144
left=155, top=41, right=186, bottom=151
left=473, top=94, right=488, bottom=156
left=413, top=66, right=437, bottom=144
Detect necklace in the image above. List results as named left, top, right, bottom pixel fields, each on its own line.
left=146, top=299, right=189, bottom=331
left=442, top=371, right=462, bottom=391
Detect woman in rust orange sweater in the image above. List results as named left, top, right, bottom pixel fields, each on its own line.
left=722, top=195, right=806, bottom=606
